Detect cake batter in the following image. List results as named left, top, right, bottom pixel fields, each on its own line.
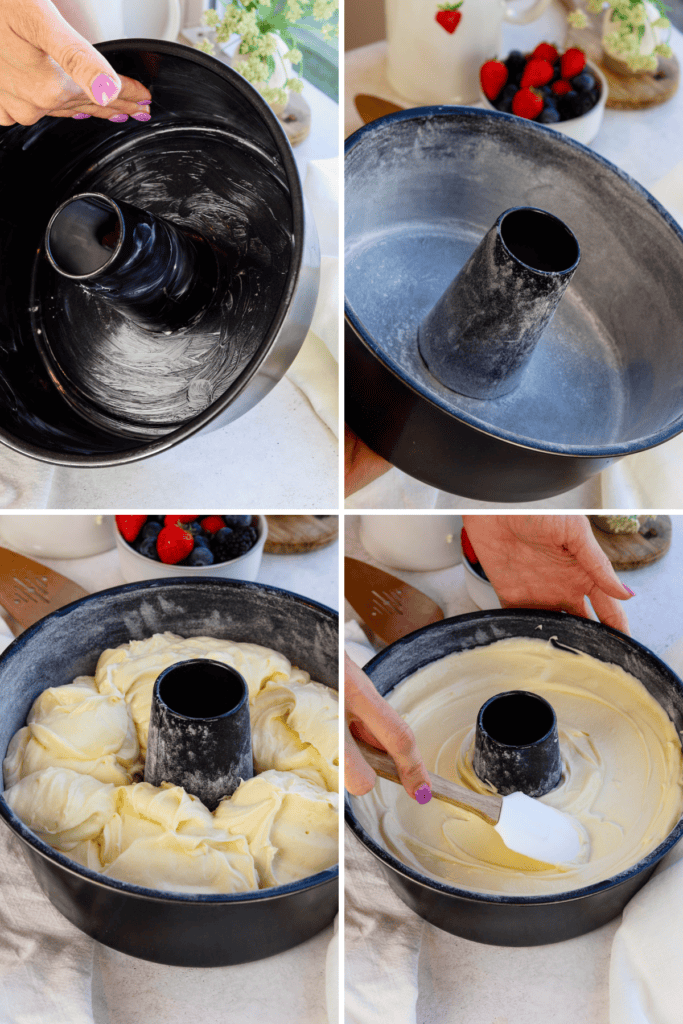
left=354, top=637, right=683, bottom=896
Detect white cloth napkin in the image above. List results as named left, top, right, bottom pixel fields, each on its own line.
left=608, top=638, right=683, bottom=1024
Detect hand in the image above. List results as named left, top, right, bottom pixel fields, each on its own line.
left=462, top=515, right=633, bottom=634
left=344, top=425, right=392, bottom=498
left=345, top=653, right=432, bottom=801
left=0, top=0, right=151, bottom=126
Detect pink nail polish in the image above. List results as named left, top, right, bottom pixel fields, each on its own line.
left=415, top=784, right=432, bottom=805
left=109, top=114, right=129, bottom=123
left=72, top=112, right=91, bottom=119
left=137, top=99, right=152, bottom=106
left=91, top=73, right=119, bottom=106
left=132, top=112, right=151, bottom=121
left=623, top=585, right=636, bottom=597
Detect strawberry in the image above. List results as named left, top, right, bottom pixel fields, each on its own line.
left=530, top=42, right=559, bottom=64
left=115, top=515, right=147, bottom=543
left=157, top=524, right=194, bottom=564
left=551, top=79, right=572, bottom=96
left=200, top=516, right=226, bottom=534
left=512, top=86, right=543, bottom=119
left=480, top=60, right=508, bottom=101
left=461, top=528, right=477, bottom=565
left=435, top=2, right=462, bottom=33
left=163, top=515, right=199, bottom=527
left=560, top=47, right=586, bottom=80
left=521, top=58, right=554, bottom=89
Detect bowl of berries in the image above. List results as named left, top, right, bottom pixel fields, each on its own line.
left=480, top=43, right=608, bottom=145
left=115, top=515, right=268, bottom=583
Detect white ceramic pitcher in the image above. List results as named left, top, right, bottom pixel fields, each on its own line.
left=385, top=0, right=552, bottom=105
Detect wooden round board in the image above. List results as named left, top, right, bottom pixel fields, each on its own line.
left=264, top=515, right=338, bottom=554
left=559, top=0, right=679, bottom=109
left=590, top=515, right=672, bottom=570
left=278, top=93, right=312, bottom=147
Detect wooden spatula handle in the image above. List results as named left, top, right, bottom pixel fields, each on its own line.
left=353, top=738, right=502, bottom=825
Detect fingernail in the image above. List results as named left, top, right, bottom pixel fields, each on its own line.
left=91, top=73, right=119, bottom=107
left=72, top=112, right=91, bottom=119
left=109, top=114, right=129, bottom=123
left=137, top=99, right=152, bottom=106
left=132, top=112, right=151, bottom=121
left=623, top=585, right=636, bottom=597
left=415, top=784, right=432, bottom=805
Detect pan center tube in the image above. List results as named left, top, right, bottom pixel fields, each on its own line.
left=45, top=192, right=219, bottom=334
left=144, top=659, right=253, bottom=811
left=418, top=206, right=581, bottom=400
left=473, top=690, right=562, bottom=798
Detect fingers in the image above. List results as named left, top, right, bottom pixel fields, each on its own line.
left=589, top=586, right=631, bottom=635
left=572, top=516, right=635, bottom=601
left=344, top=425, right=392, bottom=498
left=344, top=720, right=377, bottom=796
left=26, top=0, right=122, bottom=106
left=345, top=654, right=431, bottom=800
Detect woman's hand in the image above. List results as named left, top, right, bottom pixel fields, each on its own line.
left=0, top=0, right=151, bottom=125
left=463, top=515, right=634, bottom=634
left=345, top=653, right=431, bottom=801
left=344, top=426, right=392, bottom=498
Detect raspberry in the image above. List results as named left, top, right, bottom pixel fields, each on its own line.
left=200, top=516, right=227, bottom=534
left=157, top=524, right=194, bottom=564
left=551, top=79, right=572, bottom=96
left=115, top=515, right=147, bottom=543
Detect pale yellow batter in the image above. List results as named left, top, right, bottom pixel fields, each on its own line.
left=3, top=633, right=339, bottom=895
left=354, top=637, right=683, bottom=896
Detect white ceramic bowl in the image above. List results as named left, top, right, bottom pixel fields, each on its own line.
left=460, top=542, right=501, bottom=611
left=0, top=515, right=116, bottom=558
left=480, top=58, right=608, bottom=146
left=359, top=515, right=463, bottom=571
left=116, top=515, right=268, bottom=583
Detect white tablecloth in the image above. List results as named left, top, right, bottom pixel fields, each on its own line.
left=344, top=514, right=683, bottom=1024
left=345, top=2, right=683, bottom=510
left=0, top=531, right=339, bottom=1024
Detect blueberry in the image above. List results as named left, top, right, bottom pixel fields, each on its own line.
left=539, top=105, right=561, bottom=123
left=140, top=520, right=162, bottom=541
left=222, top=515, right=253, bottom=529
left=187, top=521, right=205, bottom=537
left=495, top=83, right=517, bottom=112
left=138, top=535, right=160, bottom=561
left=184, top=546, right=215, bottom=567
left=193, top=534, right=211, bottom=549
left=146, top=515, right=165, bottom=525
left=505, top=49, right=525, bottom=82
left=571, top=71, right=596, bottom=93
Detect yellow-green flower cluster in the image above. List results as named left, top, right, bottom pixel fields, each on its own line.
left=199, top=0, right=339, bottom=100
left=567, top=10, right=588, bottom=28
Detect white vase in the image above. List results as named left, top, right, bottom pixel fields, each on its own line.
left=227, top=33, right=293, bottom=113
left=602, top=1, right=661, bottom=74
left=384, top=0, right=552, bottom=105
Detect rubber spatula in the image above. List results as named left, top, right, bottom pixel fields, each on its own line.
left=354, top=738, right=586, bottom=863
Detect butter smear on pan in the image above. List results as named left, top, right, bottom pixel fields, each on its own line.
left=3, top=633, right=339, bottom=894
